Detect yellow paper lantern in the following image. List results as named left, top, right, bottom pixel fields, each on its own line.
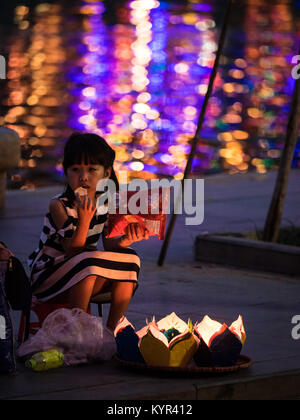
left=138, top=313, right=198, bottom=368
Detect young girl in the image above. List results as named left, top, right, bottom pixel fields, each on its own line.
left=28, top=133, right=149, bottom=331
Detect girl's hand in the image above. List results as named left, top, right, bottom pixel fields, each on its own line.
left=119, top=223, right=149, bottom=248
left=76, top=194, right=96, bottom=225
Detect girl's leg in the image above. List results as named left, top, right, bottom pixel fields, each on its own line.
left=106, top=281, right=135, bottom=331
left=68, top=275, right=99, bottom=312
left=91, top=276, right=112, bottom=296
left=47, top=276, right=110, bottom=310
left=47, top=277, right=135, bottom=328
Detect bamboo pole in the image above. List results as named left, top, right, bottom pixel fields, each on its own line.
left=158, top=0, right=234, bottom=266
left=262, top=62, right=300, bottom=243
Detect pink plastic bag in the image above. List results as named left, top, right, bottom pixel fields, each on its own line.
left=17, top=308, right=117, bottom=366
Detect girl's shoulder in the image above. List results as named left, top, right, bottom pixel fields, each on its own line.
left=52, top=192, right=73, bottom=208
left=49, top=193, right=77, bottom=218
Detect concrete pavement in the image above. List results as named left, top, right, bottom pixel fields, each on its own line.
left=0, top=169, right=300, bottom=400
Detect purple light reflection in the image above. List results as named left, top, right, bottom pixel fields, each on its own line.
left=191, top=4, right=213, bottom=13
left=1, top=0, right=299, bottom=190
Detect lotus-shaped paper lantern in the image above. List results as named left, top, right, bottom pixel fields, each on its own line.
left=139, top=312, right=198, bottom=368
left=114, top=317, right=145, bottom=363
left=193, top=315, right=246, bottom=367
left=114, top=313, right=198, bottom=368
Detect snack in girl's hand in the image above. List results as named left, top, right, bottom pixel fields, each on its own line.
left=106, top=188, right=169, bottom=240
left=75, top=187, right=88, bottom=197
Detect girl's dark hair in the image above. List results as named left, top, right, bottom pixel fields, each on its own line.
left=63, top=132, right=119, bottom=201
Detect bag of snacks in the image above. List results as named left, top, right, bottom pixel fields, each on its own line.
left=106, top=188, right=169, bottom=240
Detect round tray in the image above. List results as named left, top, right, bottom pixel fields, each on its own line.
left=114, top=355, right=253, bottom=375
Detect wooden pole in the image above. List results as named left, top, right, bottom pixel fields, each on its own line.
left=158, top=0, right=234, bottom=266
left=262, top=64, right=300, bottom=243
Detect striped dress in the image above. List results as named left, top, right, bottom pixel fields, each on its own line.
left=28, top=192, right=140, bottom=302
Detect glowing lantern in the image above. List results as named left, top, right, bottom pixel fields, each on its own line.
left=114, top=314, right=246, bottom=369
left=114, top=317, right=145, bottom=363
left=139, top=313, right=198, bottom=368
left=114, top=313, right=198, bottom=368
left=193, top=315, right=246, bottom=367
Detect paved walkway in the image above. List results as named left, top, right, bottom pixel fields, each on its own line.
left=0, top=170, right=300, bottom=400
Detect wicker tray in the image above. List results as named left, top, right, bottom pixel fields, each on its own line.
left=114, top=355, right=253, bottom=375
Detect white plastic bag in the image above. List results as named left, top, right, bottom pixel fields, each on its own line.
left=17, top=308, right=117, bottom=366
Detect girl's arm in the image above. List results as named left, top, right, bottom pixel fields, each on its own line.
left=50, top=197, right=96, bottom=257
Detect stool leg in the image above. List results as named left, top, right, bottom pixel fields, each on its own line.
left=18, top=311, right=26, bottom=343
left=24, top=309, right=31, bottom=342
left=98, top=304, right=103, bottom=317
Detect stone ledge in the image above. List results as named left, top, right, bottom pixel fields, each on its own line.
left=4, top=362, right=300, bottom=400
left=0, top=127, right=20, bottom=171
left=0, top=127, right=20, bottom=209
left=195, top=235, right=300, bottom=276
left=193, top=368, right=300, bottom=400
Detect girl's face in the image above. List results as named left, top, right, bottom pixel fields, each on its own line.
left=66, top=160, right=111, bottom=198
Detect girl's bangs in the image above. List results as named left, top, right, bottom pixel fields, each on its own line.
left=71, top=151, right=106, bottom=166
left=64, top=144, right=109, bottom=169
left=63, top=132, right=115, bottom=173
left=63, top=132, right=119, bottom=193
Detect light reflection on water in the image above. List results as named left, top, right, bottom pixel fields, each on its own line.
left=0, top=0, right=299, bottom=190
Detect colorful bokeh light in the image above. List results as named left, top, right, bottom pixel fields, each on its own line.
left=0, top=0, right=299, bottom=188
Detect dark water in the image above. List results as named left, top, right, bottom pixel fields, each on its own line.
left=0, top=0, right=299, bottom=189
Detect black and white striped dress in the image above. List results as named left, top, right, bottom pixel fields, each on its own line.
left=28, top=192, right=140, bottom=302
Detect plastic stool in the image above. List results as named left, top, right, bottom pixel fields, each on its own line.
left=18, top=300, right=91, bottom=343
left=90, top=292, right=112, bottom=317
